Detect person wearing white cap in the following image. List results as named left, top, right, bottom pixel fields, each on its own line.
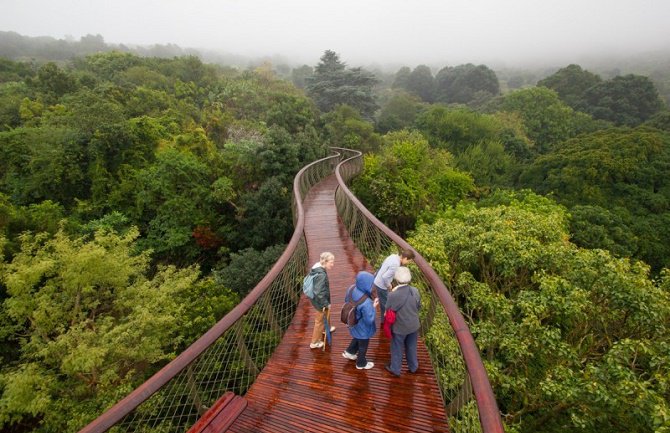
left=384, top=266, right=421, bottom=376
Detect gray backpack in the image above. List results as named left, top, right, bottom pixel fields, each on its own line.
left=302, top=273, right=316, bottom=299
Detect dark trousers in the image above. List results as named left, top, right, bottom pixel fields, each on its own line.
left=388, top=331, right=419, bottom=375
left=376, top=286, right=388, bottom=323
left=346, top=338, right=370, bottom=368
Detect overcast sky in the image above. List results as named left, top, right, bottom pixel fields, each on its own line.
left=2, top=0, right=669, bottom=68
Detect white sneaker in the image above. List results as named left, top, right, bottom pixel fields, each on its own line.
left=309, top=341, right=324, bottom=349
left=342, top=351, right=357, bottom=361
left=356, top=361, right=374, bottom=370
left=330, top=326, right=336, bottom=333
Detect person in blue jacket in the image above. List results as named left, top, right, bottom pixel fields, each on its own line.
left=341, top=271, right=378, bottom=370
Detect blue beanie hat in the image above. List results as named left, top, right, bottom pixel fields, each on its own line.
left=355, top=271, right=374, bottom=295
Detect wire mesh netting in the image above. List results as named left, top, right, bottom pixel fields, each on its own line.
left=82, top=149, right=501, bottom=433
left=111, top=241, right=308, bottom=433
left=84, top=154, right=341, bottom=433
left=334, top=151, right=494, bottom=433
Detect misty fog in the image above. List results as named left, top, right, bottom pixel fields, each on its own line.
left=3, top=0, right=669, bottom=69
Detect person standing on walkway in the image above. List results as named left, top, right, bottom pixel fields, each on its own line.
left=309, top=252, right=335, bottom=349
left=373, top=249, right=415, bottom=323
left=342, top=271, right=379, bottom=370
left=385, top=266, right=421, bottom=376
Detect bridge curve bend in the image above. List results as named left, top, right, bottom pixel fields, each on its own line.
left=79, top=148, right=503, bottom=433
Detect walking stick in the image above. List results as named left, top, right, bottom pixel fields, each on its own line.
left=322, top=306, right=331, bottom=352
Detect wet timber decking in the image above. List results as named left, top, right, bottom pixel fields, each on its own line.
left=227, top=175, right=449, bottom=433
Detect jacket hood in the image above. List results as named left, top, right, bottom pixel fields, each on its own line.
left=355, top=271, right=374, bottom=296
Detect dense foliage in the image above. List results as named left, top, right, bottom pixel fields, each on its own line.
left=1, top=228, right=238, bottom=431
left=376, top=89, right=424, bottom=133
left=0, top=52, right=327, bottom=432
left=351, top=130, right=473, bottom=234
left=435, top=63, right=500, bottom=107
left=391, top=63, right=500, bottom=108
left=355, top=59, right=670, bottom=433
left=392, top=65, right=436, bottom=103
left=495, top=86, right=603, bottom=153
left=519, top=127, right=670, bottom=271
left=409, top=192, right=670, bottom=433
left=2, top=40, right=670, bottom=433
left=305, top=50, right=379, bottom=119
left=539, top=64, right=664, bottom=126
left=536, top=64, right=602, bottom=110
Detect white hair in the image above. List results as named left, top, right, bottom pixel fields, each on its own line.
left=320, top=252, right=334, bottom=265
left=395, top=266, right=411, bottom=284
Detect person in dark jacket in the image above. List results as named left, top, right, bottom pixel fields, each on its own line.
left=385, top=266, right=421, bottom=376
left=309, top=252, right=335, bottom=349
left=341, top=271, right=378, bottom=370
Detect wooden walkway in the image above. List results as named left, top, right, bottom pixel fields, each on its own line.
left=227, top=175, right=449, bottom=433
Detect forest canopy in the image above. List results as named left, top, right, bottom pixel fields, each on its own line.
left=1, top=41, right=670, bottom=433
left=0, top=51, right=327, bottom=432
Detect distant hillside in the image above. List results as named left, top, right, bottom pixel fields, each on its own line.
left=1, top=31, right=191, bottom=61
left=0, top=31, right=259, bottom=69
left=2, top=30, right=669, bottom=105
left=494, top=50, right=670, bottom=105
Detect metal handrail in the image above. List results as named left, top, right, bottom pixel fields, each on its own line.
left=332, top=147, right=504, bottom=433
left=78, top=146, right=503, bottom=433
left=78, top=151, right=340, bottom=433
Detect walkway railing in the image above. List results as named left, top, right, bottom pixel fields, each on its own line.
left=333, top=147, right=504, bottom=433
left=79, top=147, right=503, bottom=433
left=78, top=153, right=339, bottom=433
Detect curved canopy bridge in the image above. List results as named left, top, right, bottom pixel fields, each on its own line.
left=79, top=149, right=503, bottom=433
left=229, top=174, right=447, bottom=432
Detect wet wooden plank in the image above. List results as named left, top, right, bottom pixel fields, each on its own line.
left=227, top=175, right=449, bottom=433
left=187, top=392, right=247, bottom=433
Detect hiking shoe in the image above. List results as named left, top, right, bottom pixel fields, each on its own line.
left=330, top=326, right=336, bottom=333
left=309, top=341, right=324, bottom=349
left=342, top=351, right=357, bottom=361
left=356, top=361, right=374, bottom=370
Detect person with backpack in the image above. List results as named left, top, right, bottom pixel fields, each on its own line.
left=341, top=271, right=378, bottom=370
left=373, top=249, right=415, bottom=324
left=384, top=266, right=421, bottom=377
left=308, top=252, right=335, bottom=349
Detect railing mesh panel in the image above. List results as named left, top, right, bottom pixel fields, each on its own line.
left=86, top=155, right=339, bottom=433
left=334, top=150, right=490, bottom=433
left=81, top=149, right=501, bottom=433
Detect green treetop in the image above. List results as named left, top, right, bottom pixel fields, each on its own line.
left=306, top=50, right=379, bottom=119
